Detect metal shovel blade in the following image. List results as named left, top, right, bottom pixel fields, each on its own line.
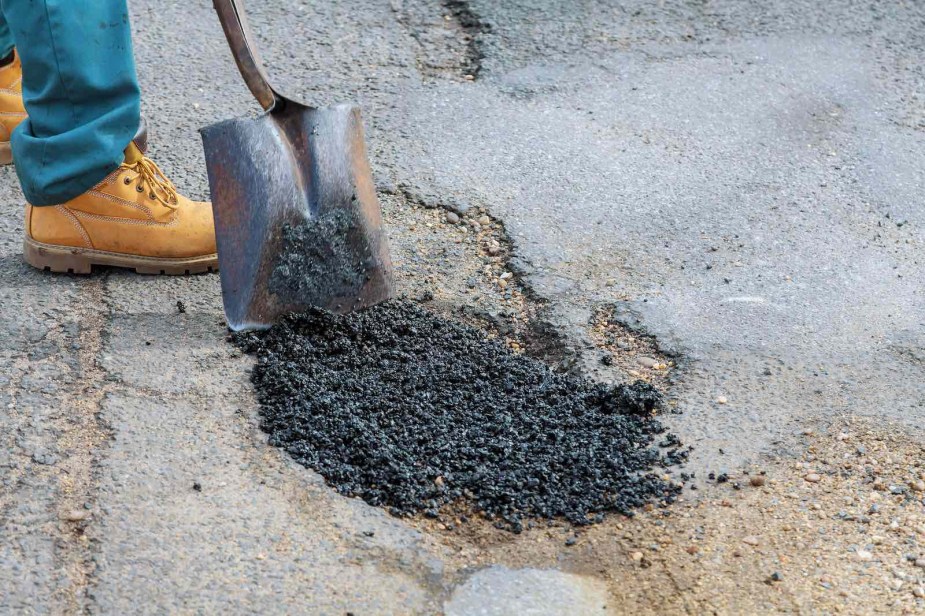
left=202, top=0, right=393, bottom=331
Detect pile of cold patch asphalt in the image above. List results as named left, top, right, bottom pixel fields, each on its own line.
left=234, top=301, right=683, bottom=531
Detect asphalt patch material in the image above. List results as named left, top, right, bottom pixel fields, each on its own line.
left=233, top=301, right=683, bottom=531
left=269, top=210, right=371, bottom=308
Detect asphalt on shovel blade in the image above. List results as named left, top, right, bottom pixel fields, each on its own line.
left=201, top=101, right=393, bottom=331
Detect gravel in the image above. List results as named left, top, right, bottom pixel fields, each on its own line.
left=233, top=300, right=684, bottom=531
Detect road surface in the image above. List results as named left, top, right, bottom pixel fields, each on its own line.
left=2, top=0, right=925, bottom=613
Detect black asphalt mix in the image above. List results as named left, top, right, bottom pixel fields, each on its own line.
left=234, top=301, right=683, bottom=531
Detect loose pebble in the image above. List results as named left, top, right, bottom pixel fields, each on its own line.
left=61, top=510, right=89, bottom=522
left=742, top=536, right=760, bottom=546
left=716, top=396, right=728, bottom=404
left=856, top=549, right=873, bottom=561
left=445, top=212, right=460, bottom=224
left=750, top=476, right=766, bottom=487
left=631, top=551, right=644, bottom=562
left=637, top=356, right=658, bottom=368
left=805, top=473, right=821, bottom=483
left=478, top=215, right=490, bottom=225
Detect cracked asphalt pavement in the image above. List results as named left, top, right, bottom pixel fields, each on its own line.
left=2, top=0, right=925, bottom=613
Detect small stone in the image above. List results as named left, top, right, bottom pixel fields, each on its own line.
left=31, top=450, right=57, bottom=466
left=742, top=536, right=760, bottom=546
left=913, top=481, right=925, bottom=493
left=637, top=356, right=658, bottom=368
left=176, top=300, right=186, bottom=314
left=497, top=278, right=508, bottom=289
left=487, top=245, right=501, bottom=256
left=856, top=549, right=873, bottom=561
left=478, top=215, right=490, bottom=225
left=631, top=551, right=644, bottom=562
left=445, top=212, right=460, bottom=224
left=434, top=476, right=445, bottom=487
left=915, top=559, right=925, bottom=569
left=750, top=476, right=766, bottom=487
left=61, top=510, right=89, bottom=522
left=686, top=545, right=699, bottom=555
left=914, top=587, right=925, bottom=599
left=470, top=222, right=481, bottom=232
left=565, top=536, right=577, bottom=546
left=500, top=272, right=513, bottom=280
left=804, top=473, right=821, bottom=483
left=192, top=482, right=202, bottom=492
left=716, top=395, right=728, bottom=404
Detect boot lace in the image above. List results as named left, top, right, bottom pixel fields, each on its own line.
left=123, top=157, right=179, bottom=208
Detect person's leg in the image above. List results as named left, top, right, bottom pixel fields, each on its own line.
left=0, top=8, right=25, bottom=164
left=1, top=0, right=140, bottom=205
left=0, top=9, right=12, bottom=58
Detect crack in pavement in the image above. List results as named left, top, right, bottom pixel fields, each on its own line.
left=440, top=0, right=491, bottom=79
left=390, top=0, right=491, bottom=80
left=0, top=271, right=113, bottom=615
left=49, top=275, right=113, bottom=615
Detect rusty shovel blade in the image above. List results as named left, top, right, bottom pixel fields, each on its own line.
left=202, top=0, right=393, bottom=331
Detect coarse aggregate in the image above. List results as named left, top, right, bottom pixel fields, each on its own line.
left=269, top=210, right=385, bottom=310
left=233, top=300, right=683, bottom=531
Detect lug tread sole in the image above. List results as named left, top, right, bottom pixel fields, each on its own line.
left=23, top=235, right=218, bottom=276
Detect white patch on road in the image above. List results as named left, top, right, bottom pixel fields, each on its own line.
left=445, top=566, right=612, bottom=616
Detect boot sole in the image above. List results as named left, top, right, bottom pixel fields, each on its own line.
left=0, top=142, right=12, bottom=165
left=24, top=235, right=218, bottom=275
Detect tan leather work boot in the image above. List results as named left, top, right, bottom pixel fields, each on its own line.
left=23, top=142, right=218, bottom=274
left=0, top=49, right=25, bottom=165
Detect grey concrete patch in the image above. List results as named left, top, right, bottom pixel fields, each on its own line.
left=445, top=566, right=612, bottom=616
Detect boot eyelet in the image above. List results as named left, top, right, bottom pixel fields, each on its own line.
left=136, top=186, right=144, bottom=193
left=123, top=177, right=131, bottom=185
left=150, top=192, right=156, bottom=199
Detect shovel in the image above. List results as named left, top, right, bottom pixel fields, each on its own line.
left=201, top=0, right=394, bottom=331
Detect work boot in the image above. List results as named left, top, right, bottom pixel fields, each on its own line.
left=23, top=142, right=217, bottom=274
left=0, top=49, right=25, bottom=165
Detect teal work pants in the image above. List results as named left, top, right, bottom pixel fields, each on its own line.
left=0, top=1, right=141, bottom=205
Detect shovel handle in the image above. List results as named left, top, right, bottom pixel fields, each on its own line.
left=213, top=0, right=279, bottom=112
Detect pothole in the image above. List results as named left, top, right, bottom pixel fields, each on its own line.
left=231, top=190, right=686, bottom=533
left=233, top=300, right=683, bottom=533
